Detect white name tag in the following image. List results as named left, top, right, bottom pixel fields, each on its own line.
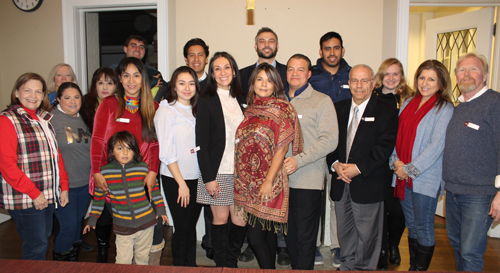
left=465, top=122, right=479, bottom=130
left=235, top=138, right=240, bottom=144
left=342, top=85, right=349, bottom=89
left=190, top=146, right=200, bottom=154
left=116, top=118, right=130, bottom=123
left=242, top=104, right=248, bottom=108
left=362, top=117, right=375, bottom=122
left=298, top=114, right=303, bottom=119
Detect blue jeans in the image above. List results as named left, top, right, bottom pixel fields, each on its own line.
left=400, top=187, right=439, bottom=246
left=9, top=204, right=55, bottom=260
left=446, top=190, right=494, bottom=272
left=54, top=185, right=91, bottom=252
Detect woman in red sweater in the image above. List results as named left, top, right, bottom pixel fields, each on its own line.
left=90, top=57, right=161, bottom=263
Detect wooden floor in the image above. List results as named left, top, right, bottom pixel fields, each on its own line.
left=0, top=216, right=499, bottom=271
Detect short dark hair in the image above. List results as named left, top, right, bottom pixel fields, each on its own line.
left=255, top=27, right=278, bottom=44
left=320, top=31, right=343, bottom=48
left=183, top=38, right=209, bottom=58
left=56, top=82, right=83, bottom=100
left=124, top=35, right=148, bottom=47
left=107, top=131, right=143, bottom=164
left=167, top=66, right=200, bottom=117
left=287, top=54, right=312, bottom=71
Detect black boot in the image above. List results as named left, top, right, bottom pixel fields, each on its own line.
left=377, top=249, right=389, bottom=270
left=227, top=223, right=247, bottom=268
left=96, top=224, right=112, bottom=263
left=277, top=247, right=291, bottom=266
left=186, top=228, right=198, bottom=267
left=408, top=237, right=418, bottom=271
left=389, top=244, right=401, bottom=265
left=172, top=232, right=188, bottom=266
left=238, top=245, right=255, bottom=262
left=414, top=242, right=434, bottom=271
left=211, top=223, right=229, bottom=267
left=69, top=240, right=81, bottom=262
left=53, top=249, right=71, bottom=261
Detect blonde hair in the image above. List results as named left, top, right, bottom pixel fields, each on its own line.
left=454, top=52, right=489, bottom=75
left=374, top=58, right=414, bottom=104
left=47, top=63, right=78, bottom=93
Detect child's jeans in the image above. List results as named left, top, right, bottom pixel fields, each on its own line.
left=115, top=225, right=155, bottom=264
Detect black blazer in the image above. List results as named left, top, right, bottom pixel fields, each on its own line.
left=239, top=61, right=288, bottom=99
left=326, top=95, right=398, bottom=204
left=196, top=92, right=246, bottom=183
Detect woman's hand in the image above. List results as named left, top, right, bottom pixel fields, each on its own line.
left=94, top=173, right=108, bottom=192
left=144, top=171, right=157, bottom=199
left=393, top=160, right=405, bottom=169
left=33, top=193, right=48, bottom=210
left=284, top=157, right=298, bottom=175
left=394, top=166, right=409, bottom=180
left=205, top=180, right=221, bottom=199
left=59, top=190, right=69, bottom=207
left=177, top=183, right=190, bottom=208
left=258, top=180, right=273, bottom=205
left=161, top=215, right=169, bottom=225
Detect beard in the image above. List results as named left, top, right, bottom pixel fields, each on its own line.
left=257, top=47, right=277, bottom=59
left=458, top=77, right=478, bottom=93
left=322, top=55, right=341, bottom=68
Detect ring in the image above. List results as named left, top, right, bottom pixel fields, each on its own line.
left=264, top=196, right=269, bottom=199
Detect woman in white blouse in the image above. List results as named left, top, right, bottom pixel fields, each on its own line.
left=154, top=66, right=202, bottom=267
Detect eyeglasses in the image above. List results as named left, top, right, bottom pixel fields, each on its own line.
left=350, top=78, right=372, bottom=84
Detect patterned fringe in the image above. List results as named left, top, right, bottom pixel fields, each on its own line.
left=235, top=205, right=287, bottom=235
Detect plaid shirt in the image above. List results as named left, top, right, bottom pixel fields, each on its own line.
left=0, top=105, right=58, bottom=210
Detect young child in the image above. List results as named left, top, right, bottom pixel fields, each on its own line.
left=84, top=131, right=168, bottom=265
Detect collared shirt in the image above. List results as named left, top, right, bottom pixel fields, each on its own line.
left=254, top=59, right=277, bottom=68
left=348, top=97, right=370, bottom=128
left=285, top=84, right=309, bottom=101
left=458, top=85, right=488, bottom=102
left=199, top=72, right=207, bottom=82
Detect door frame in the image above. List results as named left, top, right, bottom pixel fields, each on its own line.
left=396, top=0, right=500, bottom=89
left=61, top=0, right=169, bottom=92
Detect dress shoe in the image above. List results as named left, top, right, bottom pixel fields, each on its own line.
left=389, top=245, right=401, bottom=265
left=238, top=245, right=254, bottom=262
left=377, top=249, right=389, bottom=270
left=277, top=247, right=291, bottom=265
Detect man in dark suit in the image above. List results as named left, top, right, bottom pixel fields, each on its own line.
left=326, top=64, right=398, bottom=270
left=239, top=27, right=288, bottom=98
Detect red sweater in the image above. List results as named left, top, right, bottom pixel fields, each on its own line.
left=89, top=96, right=160, bottom=195
left=0, top=106, right=69, bottom=201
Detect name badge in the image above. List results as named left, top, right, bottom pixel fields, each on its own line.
left=465, top=122, right=479, bottom=130
left=116, top=118, right=130, bottom=123
left=342, top=85, right=349, bottom=89
left=242, top=104, right=248, bottom=108
left=190, top=146, right=200, bottom=154
left=362, top=117, right=375, bottom=122
left=298, top=114, right=303, bottom=119
left=235, top=138, right=240, bottom=144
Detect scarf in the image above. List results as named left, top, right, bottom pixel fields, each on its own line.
left=234, top=97, right=303, bottom=233
left=124, top=96, right=139, bottom=114
left=394, top=93, right=438, bottom=200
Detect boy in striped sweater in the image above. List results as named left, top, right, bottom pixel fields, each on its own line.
left=84, top=131, right=168, bottom=265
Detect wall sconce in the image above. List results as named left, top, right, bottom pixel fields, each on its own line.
left=246, top=0, right=255, bottom=10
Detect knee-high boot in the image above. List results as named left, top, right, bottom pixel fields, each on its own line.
left=414, top=242, right=435, bottom=271
left=211, top=223, right=229, bottom=267
left=186, top=228, right=198, bottom=267
left=408, top=237, right=418, bottom=271
left=96, top=224, right=112, bottom=263
left=227, top=223, right=247, bottom=268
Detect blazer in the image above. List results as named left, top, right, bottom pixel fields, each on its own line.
left=196, top=92, right=246, bottom=183
left=239, top=61, right=288, bottom=99
left=327, top=95, right=398, bottom=204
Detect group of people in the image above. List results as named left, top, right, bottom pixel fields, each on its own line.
left=0, top=28, right=499, bottom=273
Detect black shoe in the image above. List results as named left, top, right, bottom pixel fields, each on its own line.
left=81, top=237, right=94, bottom=252
left=377, top=249, right=389, bottom=270
left=414, top=243, right=435, bottom=271
left=277, top=247, right=291, bottom=266
left=201, top=242, right=214, bottom=260
left=238, top=245, right=255, bottom=262
left=389, top=245, right=401, bottom=265
left=408, top=237, right=418, bottom=271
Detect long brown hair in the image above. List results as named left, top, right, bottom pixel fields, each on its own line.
left=8, top=73, right=51, bottom=112
left=246, top=63, right=286, bottom=106
left=374, top=58, right=414, bottom=104
left=205, top=52, right=242, bottom=98
left=167, top=66, right=199, bottom=117
left=116, top=57, right=157, bottom=142
left=413, top=60, right=453, bottom=111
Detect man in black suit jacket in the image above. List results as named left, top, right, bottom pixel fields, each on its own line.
left=326, top=64, right=398, bottom=270
left=239, top=27, right=288, bottom=99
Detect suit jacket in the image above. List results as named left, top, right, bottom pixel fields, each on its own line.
left=327, top=95, right=398, bottom=204
left=239, top=61, right=288, bottom=99
left=196, top=92, right=246, bottom=183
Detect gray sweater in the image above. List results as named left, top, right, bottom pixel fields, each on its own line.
left=51, top=109, right=91, bottom=188
left=286, top=84, right=339, bottom=190
left=443, top=89, right=500, bottom=196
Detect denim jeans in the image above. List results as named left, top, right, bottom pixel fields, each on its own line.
left=54, top=185, right=91, bottom=252
left=400, top=187, right=439, bottom=246
left=446, top=190, right=494, bottom=272
left=9, top=204, right=55, bottom=260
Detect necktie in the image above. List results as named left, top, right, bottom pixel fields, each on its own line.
left=346, top=105, right=359, bottom=162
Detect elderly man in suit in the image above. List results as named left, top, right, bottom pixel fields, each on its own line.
left=326, top=64, right=398, bottom=270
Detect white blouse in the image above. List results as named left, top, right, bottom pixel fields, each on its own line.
left=154, top=100, right=199, bottom=180
left=217, top=88, right=244, bottom=174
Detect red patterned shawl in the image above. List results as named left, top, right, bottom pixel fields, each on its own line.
left=234, top=97, right=303, bottom=230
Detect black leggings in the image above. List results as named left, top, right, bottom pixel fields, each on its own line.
left=247, top=220, right=277, bottom=269
left=162, top=175, right=202, bottom=266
